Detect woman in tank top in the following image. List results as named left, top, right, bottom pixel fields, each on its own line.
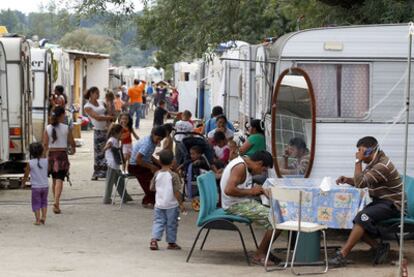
left=43, top=106, right=76, bottom=214
left=84, top=87, right=114, bottom=180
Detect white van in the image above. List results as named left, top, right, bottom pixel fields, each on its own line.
left=0, top=36, right=33, bottom=161
left=31, top=47, right=53, bottom=142
left=0, top=41, right=9, bottom=164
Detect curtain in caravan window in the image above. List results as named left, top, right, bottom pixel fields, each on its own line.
left=299, top=64, right=338, bottom=117
left=341, top=65, right=369, bottom=118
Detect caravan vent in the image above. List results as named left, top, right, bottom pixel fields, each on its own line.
left=323, top=41, right=343, bottom=51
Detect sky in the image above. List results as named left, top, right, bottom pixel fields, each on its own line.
left=0, top=0, right=143, bottom=14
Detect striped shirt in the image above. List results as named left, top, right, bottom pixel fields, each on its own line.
left=354, top=151, right=403, bottom=210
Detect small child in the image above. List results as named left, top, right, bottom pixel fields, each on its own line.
left=153, top=100, right=178, bottom=127
left=105, top=91, right=116, bottom=125
left=228, top=140, right=239, bottom=161
left=119, top=113, right=139, bottom=169
left=213, top=131, right=230, bottom=165
left=153, top=100, right=168, bottom=127
left=103, top=124, right=132, bottom=204
left=149, top=149, right=185, bottom=250
left=114, top=94, right=124, bottom=119
left=184, top=145, right=210, bottom=199
left=175, top=110, right=194, bottom=142
left=21, top=142, right=49, bottom=225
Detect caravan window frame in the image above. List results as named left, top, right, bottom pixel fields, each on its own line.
left=295, top=61, right=372, bottom=122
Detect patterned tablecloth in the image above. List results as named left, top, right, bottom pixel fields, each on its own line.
left=263, top=178, right=370, bottom=229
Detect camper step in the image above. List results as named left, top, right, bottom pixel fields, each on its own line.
left=0, top=174, right=24, bottom=189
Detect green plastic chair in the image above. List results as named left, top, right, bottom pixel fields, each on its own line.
left=186, top=171, right=258, bottom=265
left=379, top=175, right=414, bottom=243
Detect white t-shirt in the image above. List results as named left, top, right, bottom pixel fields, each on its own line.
left=175, top=120, right=193, bottom=142
left=220, top=156, right=252, bottom=210
left=105, top=137, right=120, bottom=169
left=208, top=128, right=234, bottom=140
left=46, top=123, right=69, bottom=148
left=84, top=100, right=107, bottom=130
left=152, top=171, right=180, bottom=209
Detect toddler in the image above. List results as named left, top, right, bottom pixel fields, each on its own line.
left=174, top=110, right=194, bottom=142
left=213, top=131, right=230, bottom=165
left=149, top=149, right=185, bottom=250
left=119, top=113, right=139, bottom=169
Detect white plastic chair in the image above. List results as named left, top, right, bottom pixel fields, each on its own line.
left=264, top=186, right=329, bottom=275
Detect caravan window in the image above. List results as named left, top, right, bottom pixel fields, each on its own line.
left=298, top=64, right=369, bottom=118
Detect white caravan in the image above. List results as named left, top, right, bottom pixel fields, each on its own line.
left=265, top=24, right=414, bottom=178
left=0, top=41, right=9, bottom=164
left=31, top=47, right=53, bottom=142
left=174, top=61, right=201, bottom=116
left=0, top=36, right=33, bottom=161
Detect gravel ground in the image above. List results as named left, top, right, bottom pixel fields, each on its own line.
left=0, top=113, right=412, bottom=277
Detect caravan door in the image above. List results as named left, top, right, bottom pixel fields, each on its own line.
left=0, top=42, right=9, bottom=163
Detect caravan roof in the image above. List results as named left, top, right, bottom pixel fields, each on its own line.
left=270, top=24, right=412, bottom=60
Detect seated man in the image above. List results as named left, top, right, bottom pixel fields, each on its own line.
left=330, top=136, right=403, bottom=266
left=220, top=150, right=280, bottom=265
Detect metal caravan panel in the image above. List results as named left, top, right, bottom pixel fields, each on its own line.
left=222, top=41, right=248, bottom=122
left=205, top=54, right=224, bottom=119
left=0, top=41, right=9, bottom=163
left=255, top=45, right=272, bottom=119
left=239, top=44, right=259, bottom=132
left=239, top=44, right=250, bottom=130
left=0, top=37, right=33, bottom=159
left=280, top=24, right=411, bottom=59
left=31, top=48, right=53, bottom=142
left=86, top=58, right=109, bottom=98
left=175, top=62, right=200, bottom=115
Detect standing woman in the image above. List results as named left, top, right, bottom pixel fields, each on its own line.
left=84, top=87, right=114, bottom=180
left=43, top=106, right=76, bottom=214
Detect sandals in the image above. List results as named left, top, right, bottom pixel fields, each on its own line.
left=251, top=256, right=276, bottom=267
left=150, top=240, right=181, bottom=250
left=40, top=219, right=46, bottom=225
left=53, top=204, right=61, bottom=214
left=150, top=239, right=159, bottom=250
left=167, top=243, right=181, bottom=250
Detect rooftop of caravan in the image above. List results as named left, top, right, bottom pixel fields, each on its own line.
left=65, top=49, right=110, bottom=59
left=269, top=23, right=413, bottom=60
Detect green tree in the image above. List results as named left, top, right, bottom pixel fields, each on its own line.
left=59, top=28, right=118, bottom=53
left=0, top=9, right=28, bottom=34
